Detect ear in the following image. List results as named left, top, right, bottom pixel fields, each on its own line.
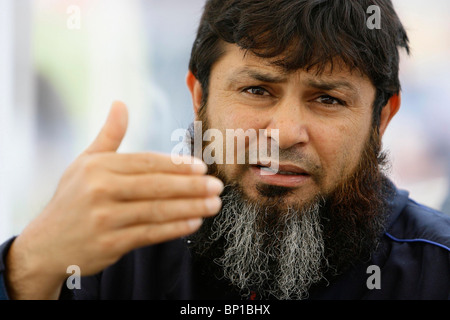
left=186, top=71, right=203, bottom=118
left=379, top=93, right=401, bottom=138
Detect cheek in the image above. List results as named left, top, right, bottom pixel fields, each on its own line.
left=208, top=104, right=263, bottom=133
left=204, top=102, right=257, bottom=180
left=314, top=121, right=371, bottom=191
left=206, top=101, right=264, bottom=153
left=207, top=87, right=271, bottom=130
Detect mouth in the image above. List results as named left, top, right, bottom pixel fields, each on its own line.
left=254, top=163, right=310, bottom=176
left=250, top=163, right=311, bottom=188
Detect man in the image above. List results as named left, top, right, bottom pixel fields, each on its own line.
left=1, top=0, right=449, bottom=300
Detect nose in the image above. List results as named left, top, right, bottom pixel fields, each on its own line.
left=265, top=98, right=310, bottom=150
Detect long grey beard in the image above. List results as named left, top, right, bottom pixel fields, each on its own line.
left=204, top=188, right=328, bottom=300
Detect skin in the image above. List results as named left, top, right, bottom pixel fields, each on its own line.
left=5, top=102, right=224, bottom=299
left=187, top=43, right=400, bottom=206
left=5, top=43, right=400, bottom=300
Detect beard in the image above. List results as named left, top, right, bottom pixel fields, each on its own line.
left=187, top=107, right=394, bottom=300
left=191, top=185, right=327, bottom=300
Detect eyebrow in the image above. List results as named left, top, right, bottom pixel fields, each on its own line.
left=304, top=79, right=357, bottom=94
left=228, top=68, right=288, bottom=84
left=228, top=67, right=358, bottom=94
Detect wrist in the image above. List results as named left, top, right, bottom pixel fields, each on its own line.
left=5, top=235, right=67, bottom=300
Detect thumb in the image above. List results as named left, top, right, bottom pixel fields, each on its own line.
left=84, top=101, right=129, bottom=154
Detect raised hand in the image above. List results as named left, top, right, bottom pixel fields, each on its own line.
left=5, top=101, right=223, bottom=299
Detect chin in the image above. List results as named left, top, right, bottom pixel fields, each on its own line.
left=238, top=181, right=319, bottom=210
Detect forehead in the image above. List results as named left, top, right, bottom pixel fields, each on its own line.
left=213, top=43, right=373, bottom=90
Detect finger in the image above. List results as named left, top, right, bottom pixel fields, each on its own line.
left=112, top=174, right=224, bottom=200
left=108, top=197, right=222, bottom=228
left=114, top=218, right=203, bottom=252
left=93, top=152, right=207, bottom=175
left=84, top=101, right=129, bottom=155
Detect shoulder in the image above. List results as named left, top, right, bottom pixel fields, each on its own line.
left=386, top=194, right=450, bottom=253
left=372, top=190, right=450, bottom=299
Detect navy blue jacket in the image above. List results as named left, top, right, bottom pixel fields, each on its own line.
left=1, top=185, right=449, bottom=300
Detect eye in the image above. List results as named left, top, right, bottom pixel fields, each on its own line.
left=315, top=95, right=345, bottom=106
left=243, top=86, right=271, bottom=97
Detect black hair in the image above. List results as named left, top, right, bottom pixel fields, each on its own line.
left=189, top=0, right=410, bottom=126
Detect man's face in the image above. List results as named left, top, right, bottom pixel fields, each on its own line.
left=188, top=43, right=397, bottom=299
left=202, top=43, right=376, bottom=207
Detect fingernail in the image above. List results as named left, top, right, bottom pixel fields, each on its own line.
left=188, top=218, right=203, bottom=230
left=205, top=197, right=222, bottom=215
left=207, top=178, right=224, bottom=195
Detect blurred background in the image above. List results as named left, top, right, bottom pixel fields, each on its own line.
left=0, top=0, right=449, bottom=242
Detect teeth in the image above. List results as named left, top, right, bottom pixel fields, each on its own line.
left=278, top=171, right=300, bottom=175
left=260, top=166, right=278, bottom=174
